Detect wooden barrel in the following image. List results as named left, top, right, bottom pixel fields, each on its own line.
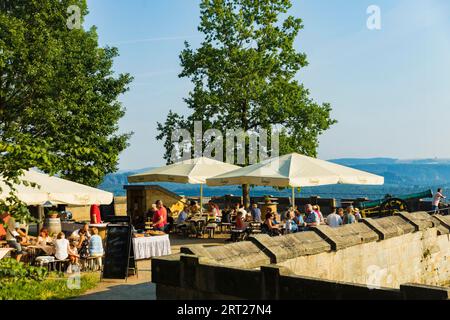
left=44, top=218, right=62, bottom=235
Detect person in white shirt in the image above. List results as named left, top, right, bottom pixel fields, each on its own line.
left=70, top=223, right=91, bottom=239
left=238, top=204, right=248, bottom=221
left=326, top=209, right=343, bottom=228
left=54, top=232, right=70, bottom=261
left=432, top=188, right=446, bottom=213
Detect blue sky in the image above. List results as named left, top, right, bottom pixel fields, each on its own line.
left=84, top=0, right=450, bottom=170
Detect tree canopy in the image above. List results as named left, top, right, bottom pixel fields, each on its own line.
left=157, top=0, right=336, bottom=205
left=0, top=0, right=132, bottom=220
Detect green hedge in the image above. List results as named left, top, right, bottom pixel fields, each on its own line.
left=0, top=259, right=100, bottom=300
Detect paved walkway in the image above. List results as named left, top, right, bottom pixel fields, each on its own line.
left=74, top=260, right=155, bottom=300
left=75, top=234, right=227, bottom=300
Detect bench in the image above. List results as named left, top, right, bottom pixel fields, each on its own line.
left=219, top=223, right=232, bottom=233
left=230, top=229, right=246, bottom=242
left=206, top=223, right=218, bottom=239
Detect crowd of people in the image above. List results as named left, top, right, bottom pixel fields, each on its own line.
left=1, top=213, right=104, bottom=271
left=163, top=199, right=365, bottom=238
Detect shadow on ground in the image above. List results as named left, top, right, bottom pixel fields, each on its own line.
left=73, top=282, right=156, bottom=300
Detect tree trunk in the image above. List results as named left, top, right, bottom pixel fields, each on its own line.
left=242, top=184, right=250, bottom=209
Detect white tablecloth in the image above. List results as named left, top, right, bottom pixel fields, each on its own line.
left=0, top=248, right=13, bottom=260
left=132, top=235, right=171, bottom=260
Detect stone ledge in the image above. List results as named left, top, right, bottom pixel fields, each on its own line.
left=433, top=215, right=450, bottom=235
left=249, top=232, right=331, bottom=263
left=397, top=212, right=435, bottom=231
left=400, top=283, right=450, bottom=300
left=311, top=223, right=379, bottom=251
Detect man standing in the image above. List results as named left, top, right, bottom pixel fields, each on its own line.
left=326, top=208, right=343, bottom=228
left=153, top=200, right=167, bottom=231
left=90, top=204, right=102, bottom=224
left=432, top=188, right=446, bottom=213
left=4, top=213, right=24, bottom=262
left=250, top=203, right=262, bottom=222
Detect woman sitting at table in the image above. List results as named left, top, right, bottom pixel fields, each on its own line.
left=189, top=201, right=201, bottom=215
left=285, top=211, right=298, bottom=234
left=37, top=228, right=53, bottom=246
left=235, top=211, right=248, bottom=231
left=54, top=232, right=70, bottom=261
left=89, top=228, right=104, bottom=270
left=77, top=229, right=90, bottom=260
left=207, top=201, right=220, bottom=222
left=262, top=213, right=281, bottom=237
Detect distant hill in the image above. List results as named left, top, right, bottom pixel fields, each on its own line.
left=98, top=158, right=450, bottom=199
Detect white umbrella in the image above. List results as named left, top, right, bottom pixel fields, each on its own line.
left=206, top=153, right=384, bottom=206
left=127, top=157, right=241, bottom=212
left=0, top=170, right=113, bottom=206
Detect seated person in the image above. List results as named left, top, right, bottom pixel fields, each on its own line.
left=262, top=213, right=281, bottom=237
left=272, top=213, right=281, bottom=225
left=207, top=201, right=220, bottom=222
left=89, top=227, right=104, bottom=257
left=294, top=210, right=305, bottom=231
left=77, top=229, right=90, bottom=259
left=176, top=206, right=189, bottom=225
left=54, top=232, right=70, bottom=261
left=68, top=240, right=79, bottom=265
left=221, top=208, right=232, bottom=223
left=37, top=228, right=53, bottom=246
left=71, top=223, right=91, bottom=239
left=285, top=211, right=298, bottom=234
left=189, top=201, right=201, bottom=215
left=234, top=212, right=248, bottom=231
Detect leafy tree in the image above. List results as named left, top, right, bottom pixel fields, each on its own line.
left=0, top=0, right=132, bottom=220
left=157, top=0, right=336, bottom=206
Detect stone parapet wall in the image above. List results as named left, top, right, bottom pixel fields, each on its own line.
left=153, top=212, right=450, bottom=299
left=152, top=255, right=450, bottom=300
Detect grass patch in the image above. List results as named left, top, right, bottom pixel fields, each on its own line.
left=0, top=259, right=100, bottom=300
left=0, top=272, right=100, bottom=300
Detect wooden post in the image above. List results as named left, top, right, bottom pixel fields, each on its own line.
left=37, top=206, right=44, bottom=234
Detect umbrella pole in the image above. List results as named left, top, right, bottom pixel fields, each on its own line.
left=200, top=184, right=203, bottom=214
left=292, top=187, right=295, bottom=208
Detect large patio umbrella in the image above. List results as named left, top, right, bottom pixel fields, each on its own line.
left=127, top=157, right=240, bottom=212
left=206, top=153, right=384, bottom=206
left=0, top=170, right=113, bottom=206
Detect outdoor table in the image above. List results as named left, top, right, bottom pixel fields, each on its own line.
left=132, top=234, right=171, bottom=260
left=0, top=248, right=14, bottom=260
left=188, top=218, right=207, bottom=237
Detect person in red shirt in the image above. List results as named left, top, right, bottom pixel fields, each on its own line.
left=153, top=200, right=167, bottom=231
left=90, top=204, right=102, bottom=224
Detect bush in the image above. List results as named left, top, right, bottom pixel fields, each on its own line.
left=0, top=258, right=48, bottom=282
left=0, top=259, right=100, bottom=300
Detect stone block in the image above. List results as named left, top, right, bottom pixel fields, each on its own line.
left=397, top=212, right=435, bottom=231
left=311, top=223, right=379, bottom=251
left=278, top=274, right=401, bottom=300
left=433, top=215, right=450, bottom=235
left=400, top=283, right=450, bottom=300
left=261, top=265, right=294, bottom=300
left=367, top=216, right=415, bottom=239
left=196, top=263, right=262, bottom=300
left=249, top=232, right=331, bottom=263
left=201, top=241, right=272, bottom=269
left=151, top=254, right=182, bottom=287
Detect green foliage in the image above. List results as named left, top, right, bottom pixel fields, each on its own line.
left=0, top=258, right=48, bottom=283
left=0, top=259, right=100, bottom=300
left=157, top=0, right=336, bottom=164
left=0, top=0, right=133, bottom=220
